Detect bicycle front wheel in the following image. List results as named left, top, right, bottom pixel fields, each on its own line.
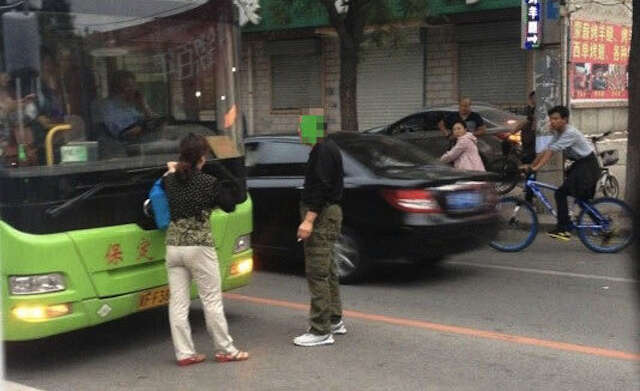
left=490, top=197, right=539, bottom=252
left=601, top=175, right=619, bottom=198
left=487, top=157, right=520, bottom=195
left=577, top=197, right=634, bottom=253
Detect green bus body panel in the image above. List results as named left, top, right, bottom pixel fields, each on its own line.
left=0, top=222, right=97, bottom=299
left=1, top=197, right=253, bottom=341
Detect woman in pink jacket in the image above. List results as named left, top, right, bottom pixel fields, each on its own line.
left=440, top=121, right=486, bottom=171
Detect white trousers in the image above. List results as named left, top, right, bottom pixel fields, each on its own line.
left=165, top=246, right=238, bottom=360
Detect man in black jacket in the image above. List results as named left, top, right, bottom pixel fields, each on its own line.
left=294, top=117, right=345, bottom=347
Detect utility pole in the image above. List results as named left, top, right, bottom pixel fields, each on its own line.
left=522, top=0, right=565, bottom=194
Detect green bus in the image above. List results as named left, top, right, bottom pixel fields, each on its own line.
left=0, top=0, right=253, bottom=341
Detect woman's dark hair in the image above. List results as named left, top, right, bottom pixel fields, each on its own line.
left=451, top=120, right=468, bottom=130
left=176, top=133, right=209, bottom=182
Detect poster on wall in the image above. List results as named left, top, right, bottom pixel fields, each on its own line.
left=570, top=20, right=630, bottom=100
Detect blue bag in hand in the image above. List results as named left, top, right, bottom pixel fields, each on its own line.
left=149, top=178, right=171, bottom=230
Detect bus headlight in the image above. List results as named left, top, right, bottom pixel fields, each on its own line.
left=9, top=273, right=66, bottom=295
left=229, top=258, right=253, bottom=276
left=233, top=234, right=251, bottom=254
left=12, top=304, right=72, bottom=321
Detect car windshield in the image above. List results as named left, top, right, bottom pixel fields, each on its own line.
left=336, top=134, right=441, bottom=170
left=0, top=0, right=244, bottom=174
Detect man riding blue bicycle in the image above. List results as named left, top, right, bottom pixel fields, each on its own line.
left=521, top=106, right=601, bottom=241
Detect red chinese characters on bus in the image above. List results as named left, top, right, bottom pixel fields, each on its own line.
left=105, top=243, right=123, bottom=265
left=137, top=238, right=153, bottom=262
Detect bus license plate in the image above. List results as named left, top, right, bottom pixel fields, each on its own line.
left=138, top=286, right=170, bottom=310
left=447, top=191, right=482, bottom=211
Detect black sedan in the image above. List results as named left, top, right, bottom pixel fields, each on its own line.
left=364, top=103, right=525, bottom=193
left=245, top=132, right=499, bottom=283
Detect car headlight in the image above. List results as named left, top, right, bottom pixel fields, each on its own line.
left=233, top=234, right=251, bottom=254
left=9, top=273, right=66, bottom=295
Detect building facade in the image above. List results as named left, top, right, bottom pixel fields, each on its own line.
left=240, top=0, right=536, bottom=134
left=239, top=0, right=631, bottom=141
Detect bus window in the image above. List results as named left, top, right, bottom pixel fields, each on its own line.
left=0, top=0, right=244, bottom=169
left=0, top=0, right=253, bottom=342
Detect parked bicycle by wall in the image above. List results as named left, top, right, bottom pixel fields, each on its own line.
left=590, top=131, right=620, bottom=198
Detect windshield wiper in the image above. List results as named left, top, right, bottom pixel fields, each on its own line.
left=45, top=160, right=244, bottom=219
left=45, top=170, right=159, bottom=219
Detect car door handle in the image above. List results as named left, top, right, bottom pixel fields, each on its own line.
left=296, top=186, right=304, bottom=190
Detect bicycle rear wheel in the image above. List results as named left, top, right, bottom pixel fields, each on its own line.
left=577, top=197, right=634, bottom=253
left=601, top=175, right=619, bottom=198
left=490, top=197, right=538, bottom=252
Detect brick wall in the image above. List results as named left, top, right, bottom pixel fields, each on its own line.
left=425, top=25, right=458, bottom=106
left=323, top=37, right=341, bottom=133
left=243, top=26, right=459, bottom=134
left=240, top=36, right=342, bottom=135
left=244, top=40, right=301, bottom=134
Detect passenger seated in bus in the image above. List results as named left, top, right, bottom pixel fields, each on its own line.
left=0, top=73, right=39, bottom=166
left=31, top=48, right=67, bottom=164
left=96, top=70, right=156, bottom=141
left=36, top=48, right=66, bottom=128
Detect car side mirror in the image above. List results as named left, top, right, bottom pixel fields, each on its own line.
left=143, top=199, right=152, bottom=217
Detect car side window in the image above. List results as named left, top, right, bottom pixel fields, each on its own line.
left=425, top=112, right=445, bottom=131
left=388, top=114, right=426, bottom=135
left=246, top=141, right=310, bottom=176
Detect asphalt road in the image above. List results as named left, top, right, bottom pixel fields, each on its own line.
left=4, top=238, right=639, bottom=391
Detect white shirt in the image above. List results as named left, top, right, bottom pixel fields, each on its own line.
left=547, top=125, right=594, bottom=161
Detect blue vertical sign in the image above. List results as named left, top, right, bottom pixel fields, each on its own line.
left=522, top=0, right=542, bottom=49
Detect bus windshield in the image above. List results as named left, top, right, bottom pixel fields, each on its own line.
left=0, top=0, right=244, bottom=173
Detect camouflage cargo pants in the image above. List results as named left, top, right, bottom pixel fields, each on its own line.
left=300, top=203, right=343, bottom=335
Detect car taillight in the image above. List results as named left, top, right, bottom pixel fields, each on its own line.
left=380, top=189, right=442, bottom=213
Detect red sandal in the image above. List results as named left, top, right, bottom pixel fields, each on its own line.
left=177, top=353, right=206, bottom=367
left=214, top=351, right=250, bottom=363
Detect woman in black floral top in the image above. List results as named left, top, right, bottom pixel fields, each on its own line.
left=163, top=133, right=249, bottom=366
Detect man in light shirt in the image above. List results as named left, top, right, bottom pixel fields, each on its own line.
left=521, top=105, right=600, bottom=241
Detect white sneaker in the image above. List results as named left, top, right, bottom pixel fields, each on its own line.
left=331, top=321, right=347, bottom=335
left=293, top=333, right=335, bottom=347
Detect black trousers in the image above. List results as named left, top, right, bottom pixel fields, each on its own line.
left=555, top=153, right=600, bottom=230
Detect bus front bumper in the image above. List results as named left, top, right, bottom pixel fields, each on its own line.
left=3, top=252, right=252, bottom=341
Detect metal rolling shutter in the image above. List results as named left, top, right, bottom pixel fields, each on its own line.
left=268, top=40, right=322, bottom=110
left=357, top=42, right=424, bottom=130
left=457, top=22, right=527, bottom=106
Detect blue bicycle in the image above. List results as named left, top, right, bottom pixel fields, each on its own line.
left=490, top=174, right=634, bottom=253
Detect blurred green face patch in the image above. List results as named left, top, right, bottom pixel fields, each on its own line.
left=300, top=115, right=325, bottom=144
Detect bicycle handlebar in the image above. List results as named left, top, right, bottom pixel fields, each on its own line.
left=518, top=165, right=534, bottom=175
